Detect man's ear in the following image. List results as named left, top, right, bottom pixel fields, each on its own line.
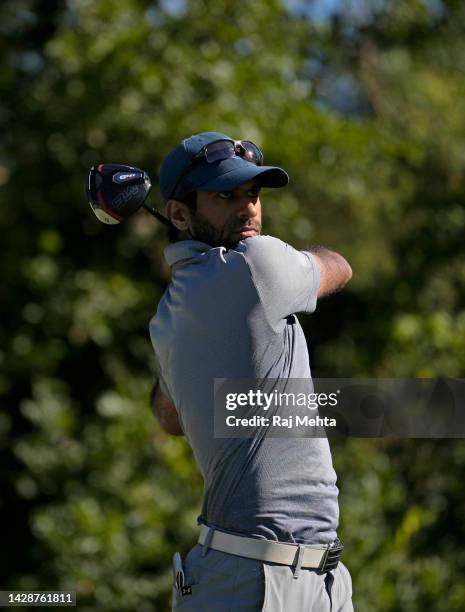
left=166, top=200, right=192, bottom=232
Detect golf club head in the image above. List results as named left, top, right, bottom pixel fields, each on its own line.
left=87, top=164, right=152, bottom=224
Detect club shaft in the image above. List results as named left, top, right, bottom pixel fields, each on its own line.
left=142, top=203, right=173, bottom=227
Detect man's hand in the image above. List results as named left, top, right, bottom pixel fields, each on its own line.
left=308, top=246, right=352, bottom=298
left=150, top=382, right=184, bottom=436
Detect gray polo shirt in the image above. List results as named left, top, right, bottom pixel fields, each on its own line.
left=149, top=235, right=339, bottom=544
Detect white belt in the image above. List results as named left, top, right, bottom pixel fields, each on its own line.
left=198, top=525, right=342, bottom=572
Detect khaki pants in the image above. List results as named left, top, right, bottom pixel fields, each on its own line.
left=172, top=544, right=354, bottom=611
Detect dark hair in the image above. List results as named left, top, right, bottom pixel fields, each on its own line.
left=167, top=191, right=197, bottom=243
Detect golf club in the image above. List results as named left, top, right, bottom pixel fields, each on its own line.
left=86, top=163, right=172, bottom=227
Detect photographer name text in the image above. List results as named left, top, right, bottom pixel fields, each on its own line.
left=226, top=415, right=336, bottom=428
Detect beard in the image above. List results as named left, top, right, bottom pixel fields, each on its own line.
left=189, top=211, right=261, bottom=249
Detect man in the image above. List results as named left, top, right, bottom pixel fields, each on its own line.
left=149, top=132, right=354, bottom=611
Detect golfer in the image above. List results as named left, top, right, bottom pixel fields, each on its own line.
left=149, top=132, right=354, bottom=611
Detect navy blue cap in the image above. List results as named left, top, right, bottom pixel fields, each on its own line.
left=159, top=131, right=289, bottom=204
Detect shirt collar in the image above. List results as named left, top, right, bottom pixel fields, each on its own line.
left=164, top=240, right=213, bottom=268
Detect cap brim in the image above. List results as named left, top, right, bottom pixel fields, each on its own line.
left=197, top=164, right=289, bottom=193
left=172, top=155, right=289, bottom=202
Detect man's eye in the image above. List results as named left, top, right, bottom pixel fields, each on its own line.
left=248, top=189, right=260, bottom=197
left=218, top=191, right=233, bottom=199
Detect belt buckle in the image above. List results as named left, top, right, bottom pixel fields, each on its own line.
left=318, top=538, right=344, bottom=574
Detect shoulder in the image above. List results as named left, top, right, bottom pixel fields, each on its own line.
left=237, top=234, right=286, bottom=253
left=236, top=235, right=316, bottom=273
left=235, top=236, right=288, bottom=281
left=235, top=235, right=291, bottom=265
left=235, top=235, right=320, bottom=321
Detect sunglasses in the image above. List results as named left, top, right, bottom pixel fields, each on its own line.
left=169, top=139, right=264, bottom=200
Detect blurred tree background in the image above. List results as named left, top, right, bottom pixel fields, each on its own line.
left=1, top=0, right=465, bottom=609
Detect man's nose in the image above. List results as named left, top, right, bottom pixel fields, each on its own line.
left=237, top=198, right=258, bottom=219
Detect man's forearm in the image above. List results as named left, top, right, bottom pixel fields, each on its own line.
left=150, top=382, right=184, bottom=436
left=307, top=245, right=352, bottom=298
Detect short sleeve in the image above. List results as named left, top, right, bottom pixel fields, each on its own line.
left=238, top=235, right=320, bottom=328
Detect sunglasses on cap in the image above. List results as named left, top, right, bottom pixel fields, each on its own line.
left=169, top=139, right=264, bottom=200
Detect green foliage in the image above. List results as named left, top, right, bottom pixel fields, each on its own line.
left=1, top=0, right=465, bottom=609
